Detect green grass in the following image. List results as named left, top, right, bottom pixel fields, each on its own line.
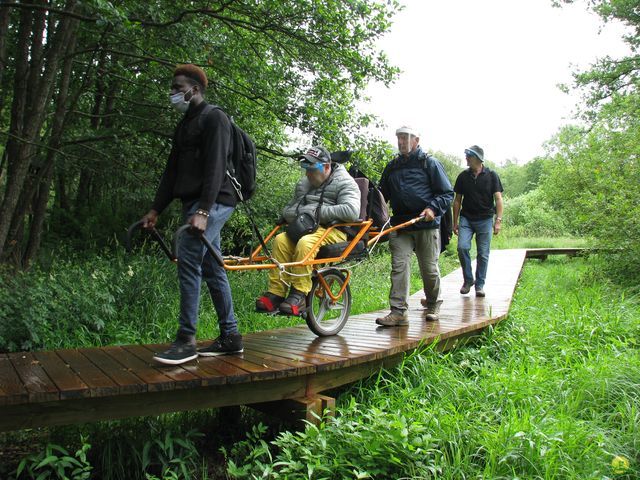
left=0, top=239, right=462, bottom=351
left=491, top=233, right=589, bottom=250
left=4, top=233, right=636, bottom=479
left=224, top=257, right=640, bottom=479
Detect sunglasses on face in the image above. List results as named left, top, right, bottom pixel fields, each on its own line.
left=301, top=161, right=324, bottom=171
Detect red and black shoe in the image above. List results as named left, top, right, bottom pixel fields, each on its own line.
left=255, top=292, right=285, bottom=313
left=279, top=288, right=307, bottom=316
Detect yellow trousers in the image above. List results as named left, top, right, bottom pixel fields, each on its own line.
left=268, top=227, right=347, bottom=296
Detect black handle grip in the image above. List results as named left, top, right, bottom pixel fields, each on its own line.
left=125, top=220, right=144, bottom=253
left=126, top=220, right=176, bottom=262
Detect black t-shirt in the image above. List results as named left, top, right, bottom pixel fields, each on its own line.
left=454, top=167, right=503, bottom=220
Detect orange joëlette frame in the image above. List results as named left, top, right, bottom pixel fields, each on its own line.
left=218, top=215, right=425, bottom=272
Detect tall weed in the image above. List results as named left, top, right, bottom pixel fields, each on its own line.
left=224, top=257, right=640, bottom=479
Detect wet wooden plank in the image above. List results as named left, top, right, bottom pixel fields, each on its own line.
left=0, top=354, right=28, bottom=406
left=242, top=345, right=317, bottom=374
left=244, top=337, right=355, bottom=371
left=77, top=348, right=146, bottom=395
left=217, top=353, right=280, bottom=380
left=195, top=357, right=253, bottom=384
left=244, top=339, right=345, bottom=364
left=125, top=345, right=201, bottom=389
left=55, top=349, right=119, bottom=398
left=101, top=346, right=176, bottom=392
left=261, top=332, right=383, bottom=354
left=32, top=351, right=90, bottom=400
left=7, top=352, right=59, bottom=403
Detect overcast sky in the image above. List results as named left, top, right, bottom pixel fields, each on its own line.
left=362, top=0, right=632, bottom=164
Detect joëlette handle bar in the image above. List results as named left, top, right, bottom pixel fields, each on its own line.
left=126, top=220, right=177, bottom=262
left=174, top=224, right=226, bottom=268
left=188, top=215, right=428, bottom=270
left=166, top=214, right=428, bottom=270
left=366, top=214, right=426, bottom=247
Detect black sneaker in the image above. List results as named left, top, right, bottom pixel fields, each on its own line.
left=279, top=288, right=307, bottom=316
left=154, top=336, right=197, bottom=365
left=256, top=292, right=285, bottom=313
left=460, top=281, right=475, bottom=294
left=197, top=333, right=244, bottom=357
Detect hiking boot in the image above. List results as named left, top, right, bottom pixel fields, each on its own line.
left=197, top=333, right=244, bottom=356
left=375, top=311, right=409, bottom=327
left=475, top=287, right=485, bottom=297
left=256, top=292, right=285, bottom=313
left=154, top=334, right=197, bottom=365
left=422, top=299, right=442, bottom=322
left=460, top=281, right=475, bottom=294
left=279, top=288, right=307, bottom=316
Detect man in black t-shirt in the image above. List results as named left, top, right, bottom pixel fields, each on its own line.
left=452, top=145, right=503, bottom=297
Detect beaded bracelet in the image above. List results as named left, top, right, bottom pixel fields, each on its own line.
left=195, top=209, right=210, bottom=217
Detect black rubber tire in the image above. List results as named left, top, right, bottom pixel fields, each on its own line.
left=305, top=268, right=351, bottom=336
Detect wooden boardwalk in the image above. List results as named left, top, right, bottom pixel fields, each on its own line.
left=0, top=248, right=556, bottom=432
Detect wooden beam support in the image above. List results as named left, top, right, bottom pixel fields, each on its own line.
left=248, top=396, right=322, bottom=425
left=248, top=393, right=337, bottom=427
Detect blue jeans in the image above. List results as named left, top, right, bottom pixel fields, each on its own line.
left=457, top=216, right=493, bottom=289
left=177, top=201, right=238, bottom=338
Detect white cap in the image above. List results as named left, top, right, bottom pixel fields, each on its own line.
left=395, top=125, right=420, bottom=137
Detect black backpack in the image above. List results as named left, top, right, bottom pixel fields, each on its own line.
left=199, top=104, right=257, bottom=201
left=347, top=165, right=390, bottom=229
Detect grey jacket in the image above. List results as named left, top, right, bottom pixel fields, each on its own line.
left=282, top=164, right=361, bottom=225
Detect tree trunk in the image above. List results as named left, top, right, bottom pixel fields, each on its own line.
left=74, top=50, right=108, bottom=211
left=0, top=1, right=78, bottom=259
left=55, top=166, right=70, bottom=211
left=0, top=6, right=32, bottom=258
left=24, top=27, right=79, bottom=267
left=23, top=161, right=55, bottom=267
left=0, top=4, right=11, bottom=116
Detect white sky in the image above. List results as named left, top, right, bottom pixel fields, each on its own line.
left=362, top=0, right=632, bottom=164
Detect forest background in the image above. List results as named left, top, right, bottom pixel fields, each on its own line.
left=0, top=0, right=638, bottom=477
left=0, top=0, right=637, bottom=277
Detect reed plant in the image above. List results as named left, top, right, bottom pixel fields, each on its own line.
left=224, top=257, right=640, bottom=479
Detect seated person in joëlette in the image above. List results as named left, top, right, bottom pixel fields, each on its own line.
left=255, top=146, right=361, bottom=316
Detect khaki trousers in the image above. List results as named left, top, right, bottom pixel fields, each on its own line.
left=268, top=227, right=347, bottom=296
left=389, top=228, right=441, bottom=313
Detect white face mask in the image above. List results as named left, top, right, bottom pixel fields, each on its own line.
left=169, top=87, right=194, bottom=113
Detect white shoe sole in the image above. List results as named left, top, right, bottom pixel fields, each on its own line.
left=153, top=353, right=198, bottom=365
left=197, top=348, right=244, bottom=357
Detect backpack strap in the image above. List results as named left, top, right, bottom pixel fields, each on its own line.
left=421, top=152, right=434, bottom=170
left=198, top=104, right=271, bottom=257
left=197, top=104, right=244, bottom=197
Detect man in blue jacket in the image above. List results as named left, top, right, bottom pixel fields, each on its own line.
left=376, top=126, right=454, bottom=325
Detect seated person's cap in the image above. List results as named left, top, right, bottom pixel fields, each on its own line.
left=395, top=125, right=419, bottom=137
left=299, top=146, right=331, bottom=168
left=464, top=145, right=484, bottom=162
